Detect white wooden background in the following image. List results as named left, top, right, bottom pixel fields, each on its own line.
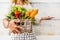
left=0, top=0, right=60, bottom=40
left=31, top=2, right=60, bottom=35
left=0, top=0, right=60, bottom=2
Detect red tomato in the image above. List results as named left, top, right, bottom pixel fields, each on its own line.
left=15, top=15, right=18, bottom=18
left=14, top=10, right=21, bottom=18
left=15, top=10, right=21, bottom=15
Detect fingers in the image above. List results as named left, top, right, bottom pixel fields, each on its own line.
left=10, top=26, right=24, bottom=34
left=16, top=26, right=25, bottom=31
left=46, top=16, right=54, bottom=20
left=41, top=16, right=54, bottom=20
left=15, top=29, right=21, bottom=34
left=12, top=30, right=17, bottom=34
left=11, top=29, right=21, bottom=34
left=47, top=16, right=54, bottom=18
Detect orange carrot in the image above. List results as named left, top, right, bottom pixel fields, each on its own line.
left=30, top=9, right=38, bottom=19
left=25, top=11, right=30, bottom=17
left=25, top=9, right=34, bottom=17
left=29, top=9, right=34, bottom=15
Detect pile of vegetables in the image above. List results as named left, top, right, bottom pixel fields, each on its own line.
left=7, top=5, right=38, bottom=24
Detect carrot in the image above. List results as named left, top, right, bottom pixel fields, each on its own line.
left=25, top=11, right=30, bottom=17
left=29, top=9, right=34, bottom=15
left=30, top=9, right=38, bottom=19
left=25, top=9, right=34, bottom=17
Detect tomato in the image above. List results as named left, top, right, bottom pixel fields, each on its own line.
left=14, top=10, right=21, bottom=18
left=15, top=10, right=21, bottom=15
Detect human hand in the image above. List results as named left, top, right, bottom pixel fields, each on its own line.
left=8, top=20, right=24, bottom=34
left=41, top=16, right=54, bottom=20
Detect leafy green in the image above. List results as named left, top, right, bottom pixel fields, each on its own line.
left=10, top=12, right=14, bottom=16
left=21, top=11, right=25, bottom=17
left=11, top=16, right=16, bottom=19
left=21, top=7, right=27, bottom=13
left=7, top=12, right=11, bottom=19
left=18, top=7, right=22, bottom=12
left=7, top=12, right=16, bottom=19
left=7, top=13, right=11, bottom=17
left=26, top=16, right=30, bottom=19
left=22, top=16, right=26, bottom=19
left=11, top=6, right=17, bottom=12
left=11, top=6, right=22, bottom=12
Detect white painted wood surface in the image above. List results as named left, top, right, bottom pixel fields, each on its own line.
left=0, top=0, right=60, bottom=2
left=0, top=0, right=60, bottom=40
left=30, top=0, right=60, bottom=2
